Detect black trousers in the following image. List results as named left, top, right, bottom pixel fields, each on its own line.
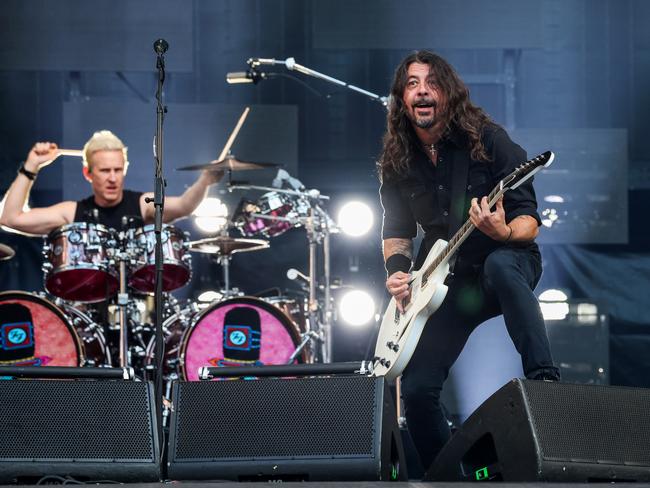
left=400, top=246, right=560, bottom=472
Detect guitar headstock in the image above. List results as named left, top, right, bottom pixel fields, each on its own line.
left=503, top=151, right=554, bottom=191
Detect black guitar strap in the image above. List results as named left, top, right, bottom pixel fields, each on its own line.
left=446, top=147, right=470, bottom=274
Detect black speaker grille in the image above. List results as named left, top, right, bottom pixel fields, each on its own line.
left=0, top=381, right=155, bottom=461
left=173, top=376, right=378, bottom=460
left=524, top=381, right=650, bottom=465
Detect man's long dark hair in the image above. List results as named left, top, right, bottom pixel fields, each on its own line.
left=378, top=50, right=494, bottom=180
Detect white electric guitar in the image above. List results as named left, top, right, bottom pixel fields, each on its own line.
left=373, top=151, right=555, bottom=381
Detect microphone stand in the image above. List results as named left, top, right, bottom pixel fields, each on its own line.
left=150, top=39, right=168, bottom=468
left=249, top=57, right=388, bottom=108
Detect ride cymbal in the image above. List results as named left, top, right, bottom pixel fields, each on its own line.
left=177, top=155, right=280, bottom=172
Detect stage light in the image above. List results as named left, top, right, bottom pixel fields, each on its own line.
left=539, top=289, right=568, bottom=302
left=541, top=208, right=559, bottom=228
left=539, top=302, right=569, bottom=320
left=544, top=195, right=565, bottom=203
left=197, top=290, right=222, bottom=303
left=338, top=201, right=373, bottom=237
left=193, top=197, right=228, bottom=233
left=539, top=288, right=569, bottom=320
left=338, top=289, right=375, bottom=326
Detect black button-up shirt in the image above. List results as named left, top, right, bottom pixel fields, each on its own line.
left=380, top=125, right=541, bottom=271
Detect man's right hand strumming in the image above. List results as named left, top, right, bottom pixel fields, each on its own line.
left=386, top=271, right=411, bottom=313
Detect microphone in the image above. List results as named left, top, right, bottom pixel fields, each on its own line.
left=286, top=268, right=310, bottom=282
left=247, top=57, right=280, bottom=67
left=153, top=38, right=169, bottom=55
left=226, top=69, right=267, bottom=84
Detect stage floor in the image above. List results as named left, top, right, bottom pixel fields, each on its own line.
left=0, top=482, right=645, bottom=488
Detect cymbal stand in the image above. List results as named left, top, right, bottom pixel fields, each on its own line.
left=218, top=254, right=232, bottom=296
left=306, top=208, right=320, bottom=358
left=116, top=249, right=130, bottom=368
left=322, top=207, right=333, bottom=363
left=303, top=194, right=337, bottom=363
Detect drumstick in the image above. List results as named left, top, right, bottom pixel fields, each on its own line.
left=217, top=107, right=250, bottom=162
left=56, top=149, right=83, bottom=158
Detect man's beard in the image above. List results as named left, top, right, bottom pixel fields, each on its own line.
left=408, top=97, right=439, bottom=129
left=414, top=115, right=435, bottom=129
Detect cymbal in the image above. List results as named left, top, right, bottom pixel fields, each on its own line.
left=177, top=156, right=281, bottom=172
left=0, top=243, right=15, bottom=261
left=188, top=236, right=269, bottom=256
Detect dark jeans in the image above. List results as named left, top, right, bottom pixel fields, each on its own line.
left=400, top=246, right=560, bottom=471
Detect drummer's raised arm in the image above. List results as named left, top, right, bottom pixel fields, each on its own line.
left=140, top=169, right=223, bottom=224
left=0, top=142, right=76, bottom=235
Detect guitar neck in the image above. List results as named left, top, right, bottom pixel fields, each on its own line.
left=422, top=184, right=505, bottom=281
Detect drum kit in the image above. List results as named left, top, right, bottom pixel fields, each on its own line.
left=0, top=156, right=337, bottom=384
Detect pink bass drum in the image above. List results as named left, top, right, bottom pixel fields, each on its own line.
left=0, top=291, right=111, bottom=368
left=43, top=223, right=118, bottom=302
left=146, top=297, right=306, bottom=381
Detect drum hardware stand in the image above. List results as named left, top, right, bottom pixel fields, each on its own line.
left=305, top=198, right=338, bottom=363
left=150, top=38, right=169, bottom=458
left=287, top=330, right=320, bottom=363
left=228, top=182, right=337, bottom=363
left=216, top=254, right=232, bottom=296
left=116, top=250, right=130, bottom=368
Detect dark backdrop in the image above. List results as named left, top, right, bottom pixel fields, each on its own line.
left=1, top=0, right=649, bottom=387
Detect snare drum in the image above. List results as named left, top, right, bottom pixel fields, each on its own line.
left=0, top=291, right=111, bottom=367
left=240, top=192, right=309, bottom=238
left=43, top=222, right=118, bottom=302
left=146, top=296, right=305, bottom=381
left=126, top=224, right=191, bottom=293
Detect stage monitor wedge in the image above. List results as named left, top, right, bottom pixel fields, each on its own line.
left=0, top=379, right=160, bottom=483
left=168, top=375, right=407, bottom=481
left=426, top=379, right=650, bottom=482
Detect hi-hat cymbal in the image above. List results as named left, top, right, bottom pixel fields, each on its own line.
left=188, top=236, right=269, bottom=256
left=0, top=243, right=15, bottom=261
left=177, top=155, right=281, bottom=172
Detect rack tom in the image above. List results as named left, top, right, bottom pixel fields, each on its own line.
left=126, top=224, right=191, bottom=293
left=43, top=222, right=118, bottom=302
left=239, top=191, right=310, bottom=238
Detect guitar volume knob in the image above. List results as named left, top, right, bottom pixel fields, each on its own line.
left=386, top=341, right=400, bottom=352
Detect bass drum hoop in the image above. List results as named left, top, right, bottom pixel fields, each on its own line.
left=59, top=301, right=112, bottom=367
left=0, top=291, right=84, bottom=366
left=178, top=296, right=306, bottom=380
